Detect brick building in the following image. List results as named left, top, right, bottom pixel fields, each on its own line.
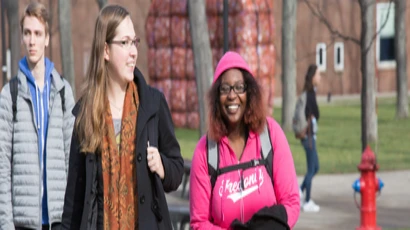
left=0, top=0, right=409, bottom=100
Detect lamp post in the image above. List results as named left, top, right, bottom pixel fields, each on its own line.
left=223, top=0, right=229, bottom=53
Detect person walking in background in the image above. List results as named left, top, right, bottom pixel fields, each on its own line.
left=189, top=51, right=300, bottom=229
left=299, top=64, right=321, bottom=212
left=0, top=2, right=75, bottom=229
left=61, top=5, right=183, bottom=230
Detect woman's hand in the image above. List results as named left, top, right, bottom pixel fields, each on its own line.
left=147, top=142, right=165, bottom=179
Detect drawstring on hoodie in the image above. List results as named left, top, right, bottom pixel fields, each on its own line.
left=256, top=167, right=261, bottom=193
left=35, top=81, right=49, bottom=198
left=237, top=169, right=244, bottom=222
left=221, top=174, right=225, bottom=222
left=18, top=56, right=54, bottom=226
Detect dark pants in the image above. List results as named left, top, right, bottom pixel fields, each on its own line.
left=300, top=136, right=319, bottom=202
left=15, top=223, right=61, bottom=230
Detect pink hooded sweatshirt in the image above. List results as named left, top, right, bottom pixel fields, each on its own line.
left=189, top=52, right=300, bottom=229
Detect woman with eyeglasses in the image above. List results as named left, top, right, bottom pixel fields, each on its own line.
left=61, top=5, right=183, bottom=230
left=189, top=51, right=300, bottom=229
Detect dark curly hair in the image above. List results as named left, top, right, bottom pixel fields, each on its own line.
left=207, top=70, right=267, bottom=141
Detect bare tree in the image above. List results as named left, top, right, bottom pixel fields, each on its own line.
left=188, top=0, right=214, bottom=136
left=96, top=0, right=107, bottom=10
left=58, top=0, right=76, bottom=96
left=359, top=0, right=377, bottom=151
left=394, top=0, right=408, bottom=119
left=5, top=0, right=20, bottom=78
left=48, top=0, right=53, bottom=60
left=1, top=0, right=7, bottom=86
left=281, top=0, right=297, bottom=131
left=304, top=0, right=393, bottom=151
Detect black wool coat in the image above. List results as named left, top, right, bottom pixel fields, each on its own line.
left=61, top=68, right=184, bottom=230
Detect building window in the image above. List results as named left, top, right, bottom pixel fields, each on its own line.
left=334, top=42, right=344, bottom=72
left=316, top=43, right=326, bottom=72
left=377, top=2, right=395, bottom=69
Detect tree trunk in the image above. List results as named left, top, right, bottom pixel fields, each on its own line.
left=394, top=0, right=408, bottom=119
left=1, top=0, right=7, bottom=86
left=281, top=0, right=297, bottom=131
left=359, top=0, right=378, bottom=151
left=58, top=0, right=76, bottom=97
left=96, top=0, right=107, bottom=10
left=188, top=0, right=214, bottom=136
left=48, top=0, right=53, bottom=59
left=5, top=0, right=19, bottom=78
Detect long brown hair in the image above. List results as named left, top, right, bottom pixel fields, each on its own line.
left=75, top=5, right=130, bottom=153
left=303, top=64, right=318, bottom=92
left=207, top=70, right=266, bottom=141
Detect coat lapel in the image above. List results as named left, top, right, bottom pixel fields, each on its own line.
left=134, top=68, right=158, bottom=146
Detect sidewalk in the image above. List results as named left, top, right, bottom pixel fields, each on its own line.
left=295, top=170, right=410, bottom=230
left=167, top=170, right=410, bottom=230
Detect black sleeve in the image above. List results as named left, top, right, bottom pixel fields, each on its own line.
left=305, top=90, right=320, bottom=121
left=157, top=92, right=184, bottom=192
left=61, top=128, right=86, bottom=230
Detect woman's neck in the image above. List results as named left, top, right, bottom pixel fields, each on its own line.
left=227, top=123, right=247, bottom=160
left=107, top=77, right=127, bottom=119
left=107, top=76, right=127, bottom=102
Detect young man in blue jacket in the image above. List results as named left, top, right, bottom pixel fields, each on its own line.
left=0, top=2, right=75, bottom=229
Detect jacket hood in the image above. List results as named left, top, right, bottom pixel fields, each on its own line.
left=19, top=57, right=54, bottom=87
left=213, top=51, right=253, bottom=84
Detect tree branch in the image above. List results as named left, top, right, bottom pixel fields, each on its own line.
left=296, top=39, right=336, bottom=62
left=303, top=0, right=361, bottom=45
left=303, top=0, right=394, bottom=53
left=364, top=0, right=393, bottom=53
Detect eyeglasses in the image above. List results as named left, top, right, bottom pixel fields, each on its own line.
left=219, top=83, right=247, bottom=95
left=108, top=37, right=140, bottom=49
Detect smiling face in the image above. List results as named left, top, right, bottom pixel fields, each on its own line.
left=104, top=16, right=138, bottom=86
left=21, top=16, right=49, bottom=67
left=219, top=68, right=247, bottom=129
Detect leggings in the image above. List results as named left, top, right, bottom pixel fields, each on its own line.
left=300, top=136, right=319, bottom=202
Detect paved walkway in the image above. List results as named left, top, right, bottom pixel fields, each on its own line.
left=295, top=170, right=410, bottom=230
left=166, top=170, right=410, bottom=230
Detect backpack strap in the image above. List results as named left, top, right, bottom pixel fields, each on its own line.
left=9, top=76, right=18, bottom=166
left=207, top=137, right=218, bottom=190
left=219, top=159, right=267, bottom=174
left=60, top=86, right=65, bottom=113
left=260, top=123, right=274, bottom=187
left=9, top=76, right=18, bottom=122
left=260, top=123, right=271, bottom=159
left=57, top=75, right=66, bottom=114
left=207, top=122, right=275, bottom=191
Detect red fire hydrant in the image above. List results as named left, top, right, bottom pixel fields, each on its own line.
left=352, top=146, right=383, bottom=230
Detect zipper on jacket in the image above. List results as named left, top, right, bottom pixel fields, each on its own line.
left=37, top=84, right=44, bottom=229
left=38, top=162, right=42, bottom=229
left=46, top=87, right=54, bottom=228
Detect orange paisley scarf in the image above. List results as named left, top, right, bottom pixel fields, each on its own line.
left=102, top=82, right=139, bottom=230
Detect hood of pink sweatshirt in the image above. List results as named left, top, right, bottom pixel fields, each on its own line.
left=213, top=51, right=254, bottom=84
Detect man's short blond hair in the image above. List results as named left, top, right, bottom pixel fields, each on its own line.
left=20, top=2, right=49, bottom=34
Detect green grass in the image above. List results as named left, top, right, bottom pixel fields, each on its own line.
left=175, top=99, right=410, bottom=175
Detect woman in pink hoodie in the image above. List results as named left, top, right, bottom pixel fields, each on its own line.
left=189, top=51, right=300, bottom=229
